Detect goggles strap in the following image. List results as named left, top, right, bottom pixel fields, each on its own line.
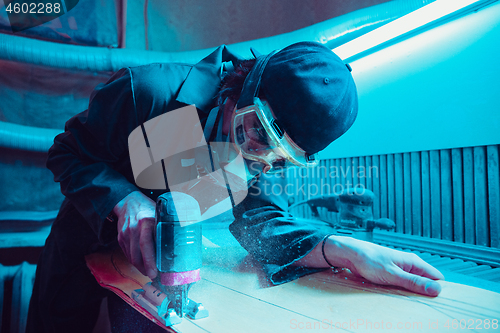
left=237, top=50, right=278, bottom=109
left=203, top=105, right=223, bottom=173
left=203, top=105, right=222, bottom=142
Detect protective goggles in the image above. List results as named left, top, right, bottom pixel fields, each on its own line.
left=232, top=97, right=319, bottom=174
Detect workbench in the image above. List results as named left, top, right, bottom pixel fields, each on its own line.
left=87, top=244, right=500, bottom=333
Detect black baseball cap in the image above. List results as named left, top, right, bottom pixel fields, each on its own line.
left=237, top=41, right=358, bottom=155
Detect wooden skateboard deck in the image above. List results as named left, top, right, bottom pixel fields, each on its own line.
left=86, top=245, right=500, bottom=333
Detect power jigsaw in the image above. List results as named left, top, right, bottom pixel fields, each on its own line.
left=132, top=192, right=208, bottom=327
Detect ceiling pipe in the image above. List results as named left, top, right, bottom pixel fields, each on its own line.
left=0, top=0, right=433, bottom=72
left=0, top=0, right=434, bottom=152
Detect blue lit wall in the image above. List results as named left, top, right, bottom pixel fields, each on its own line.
left=322, top=1, right=500, bottom=159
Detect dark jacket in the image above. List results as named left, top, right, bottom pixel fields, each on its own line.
left=46, top=45, right=330, bottom=285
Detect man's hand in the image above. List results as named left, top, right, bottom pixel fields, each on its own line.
left=338, top=238, right=444, bottom=296
left=113, top=191, right=158, bottom=279
left=296, top=235, right=444, bottom=297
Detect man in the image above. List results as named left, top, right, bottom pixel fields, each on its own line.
left=27, top=42, right=443, bottom=332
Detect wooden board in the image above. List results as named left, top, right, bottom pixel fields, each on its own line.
left=463, top=147, right=475, bottom=245
left=451, top=148, right=464, bottom=243
left=87, top=245, right=500, bottom=333
left=487, top=145, right=500, bottom=248
left=403, top=152, right=412, bottom=234
left=372, top=155, right=380, bottom=219
left=474, top=146, right=489, bottom=247
left=394, top=153, right=404, bottom=233
left=386, top=154, right=395, bottom=225
left=85, top=247, right=176, bottom=332
left=411, top=152, right=422, bottom=236
left=441, top=149, right=453, bottom=241
left=421, top=151, right=431, bottom=238
left=380, top=154, right=388, bottom=220
left=430, top=150, right=442, bottom=239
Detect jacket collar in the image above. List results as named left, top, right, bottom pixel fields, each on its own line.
left=176, top=45, right=244, bottom=113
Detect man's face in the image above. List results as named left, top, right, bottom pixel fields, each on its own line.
left=227, top=110, right=267, bottom=176
left=229, top=100, right=288, bottom=174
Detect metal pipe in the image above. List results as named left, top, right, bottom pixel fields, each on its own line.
left=0, top=121, right=61, bottom=153
left=0, top=0, right=433, bottom=72
left=0, top=0, right=433, bottom=151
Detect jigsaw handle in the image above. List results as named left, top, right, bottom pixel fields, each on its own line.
left=155, top=192, right=202, bottom=277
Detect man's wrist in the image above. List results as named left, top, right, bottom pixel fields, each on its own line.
left=323, top=235, right=361, bottom=269
left=113, top=190, right=141, bottom=216
left=321, top=235, right=337, bottom=267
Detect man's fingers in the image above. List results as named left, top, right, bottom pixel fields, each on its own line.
left=114, top=193, right=157, bottom=278
left=392, top=269, right=442, bottom=296
left=411, top=262, right=444, bottom=281
left=117, top=229, right=131, bottom=263
left=140, top=219, right=157, bottom=279
left=402, top=254, right=445, bottom=280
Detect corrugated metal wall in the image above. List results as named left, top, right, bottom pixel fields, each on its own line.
left=288, top=144, right=500, bottom=249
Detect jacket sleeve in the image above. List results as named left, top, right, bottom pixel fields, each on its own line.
left=229, top=169, right=334, bottom=285
left=47, top=68, right=141, bottom=245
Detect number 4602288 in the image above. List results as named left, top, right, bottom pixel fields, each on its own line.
left=5, top=2, right=62, bottom=14
left=444, top=319, right=498, bottom=330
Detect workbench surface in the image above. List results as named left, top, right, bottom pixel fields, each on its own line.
left=87, top=245, right=500, bottom=333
